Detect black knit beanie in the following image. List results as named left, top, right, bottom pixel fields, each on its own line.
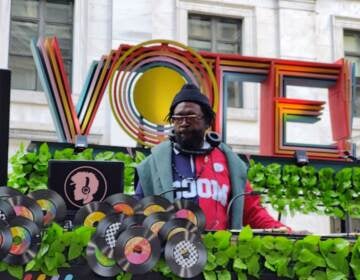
left=170, top=84, right=211, bottom=112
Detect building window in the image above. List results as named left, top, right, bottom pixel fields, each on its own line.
left=188, top=14, right=242, bottom=108
left=344, top=30, right=360, bottom=118
left=9, top=0, right=73, bottom=91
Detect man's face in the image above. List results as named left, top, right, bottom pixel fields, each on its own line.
left=171, top=102, right=208, bottom=149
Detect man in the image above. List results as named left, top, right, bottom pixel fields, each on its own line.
left=136, top=84, right=287, bottom=230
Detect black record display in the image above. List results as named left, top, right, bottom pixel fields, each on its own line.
left=0, top=200, right=16, bottom=222
left=74, top=201, right=114, bottom=227
left=105, top=193, right=137, bottom=216
left=164, top=231, right=207, bottom=278
left=93, top=213, right=126, bottom=258
left=134, top=195, right=172, bottom=216
left=123, top=214, right=146, bottom=229
left=86, top=237, right=122, bottom=277
left=6, top=195, right=43, bottom=227
left=0, top=219, right=12, bottom=259
left=0, top=187, right=22, bottom=199
left=28, top=189, right=67, bottom=226
left=172, top=199, right=206, bottom=233
left=158, top=218, right=198, bottom=242
left=3, top=216, right=41, bottom=265
left=114, top=226, right=161, bottom=274
left=143, top=212, right=173, bottom=235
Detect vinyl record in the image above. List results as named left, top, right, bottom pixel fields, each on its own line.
left=158, top=218, right=199, bottom=242
left=143, top=212, right=173, bottom=235
left=123, top=214, right=146, bottom=229
left=114, top=226, right=161, bottom=274
left=164, top=231, right=207, bottom=278
left=105, top=193, right=137, bottom=216
left=0, top=219, right=12, bottom=259
left=2, top=216, right=41, bottom=265
left=172, top=199, right=206, bottom=233
left=93, top=213, right=127, bottom=258
left=135, top=195, right=172, bottom=216
left=0, top=200, right=16, bottom=222
left=73, top=201, right=114, bottom=227
left=6, top=195, right=43, bottom=227
left=28, top=189, right=67, bottom=226
left=0, top=187, right=22, bottom=199
left=86, top=237, right=122, bottom=277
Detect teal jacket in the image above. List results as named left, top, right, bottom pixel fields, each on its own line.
left=136, top=140, right=248, bottom=229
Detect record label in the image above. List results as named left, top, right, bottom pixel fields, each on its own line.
left=143, top=205, right=166, bottom=216
left=29, top=189, right=67, bottom=225
left=105, top=193, right=137, bottom=216
left=159, top=218, right=198, bottom=242
left=13, top=206, right=33, bottom=221
left=164, top=231, right=207, bottom=278
left=74, top=202, right=114, bottom=227
left=172, top=199, right=206, bottom=232
left=135, top=196, right=172, bottom=216
left=115, top=226, right=161, bottom=274
left=9, top=226, right=30, bottom=255
left=150, top=221, right=166, bottom=235
left=105, top=222, right=123, bottom=249
left=173, top=240, right=199, bottom=267
left=86, top=238, right=122, bottom=277
left=124, top=237, right=151, bottom=264
left=3, top=217, right=41, bottom=265
left=93, top=213, right=126, bottom=259
left=113, top=203, right=134, bottom=216
left=7, top=196, right=43, bottom=227
left=175, top=209, right=197, bottom=225
left=36, top=199, right=55, bottom=225
left=84, top=211, right=106, bottom=227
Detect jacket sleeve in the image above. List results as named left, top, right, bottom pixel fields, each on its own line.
left=242, top=181, right=288, bottom=229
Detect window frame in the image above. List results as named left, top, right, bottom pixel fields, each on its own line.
left=9, top=0, right=74, bottom=91
left=343, top=29, right=360, bottom=118
left=188, top=13, right=242, bottom=54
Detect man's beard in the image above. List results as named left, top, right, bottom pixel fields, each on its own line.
left=174, top=129, right=205, bottom=150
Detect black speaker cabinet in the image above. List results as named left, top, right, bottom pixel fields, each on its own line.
left=0, top=69, right=10, bottom=186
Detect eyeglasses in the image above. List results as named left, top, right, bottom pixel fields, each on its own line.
left=170, top=114, right=203, bottom=124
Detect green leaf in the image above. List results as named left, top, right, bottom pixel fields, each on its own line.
left=68, top=242, right=83, bottom=260
left=233, top=258, right=247, bottom=271
left=237, top=243, right=253, bottom=259
left=203, top=270, right=217, bottom=280
left=8, top=265, right=24, bottom=280
left=326, top=269, right=347, bottom=280
left=213, top=230, right=231, bottom=250
left=95, top=151, right=115, bottom=160
left=203, top=232, right=215, bottom=249
left=247, top=254, right=260, bottom=278
left=216, top=270, right=231, bottom=280
left=0, top=261, right=8, bottom=272
left=25, top=259, right=36, bottom=272
left=225, top=244, right=237, bottom=258
left=215, top=250, right=229, bottom=267
left=45, top=255, right=57, bottom=271
left=238, top=225, right=253, bottom=242
left=38, top=243, right=50, bottom=257
left=236, top=271, right=247, bottom=280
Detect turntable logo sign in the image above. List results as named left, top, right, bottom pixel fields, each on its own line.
left=64, top=166, right=108, bottom=207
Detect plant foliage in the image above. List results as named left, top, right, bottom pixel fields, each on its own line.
left=7, top=143, right=146, bottom=195
left=248, top=160, right=360, bottom=219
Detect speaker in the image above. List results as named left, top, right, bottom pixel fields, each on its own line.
left=0, top=70, right=11, bottom=186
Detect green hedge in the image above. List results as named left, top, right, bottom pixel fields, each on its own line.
left=248, top=160, right=360, bottom=219
left=7, top=143, right=146, bottom=195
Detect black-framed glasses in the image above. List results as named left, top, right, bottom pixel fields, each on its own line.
left=170, top=114, right=204, bottom=124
